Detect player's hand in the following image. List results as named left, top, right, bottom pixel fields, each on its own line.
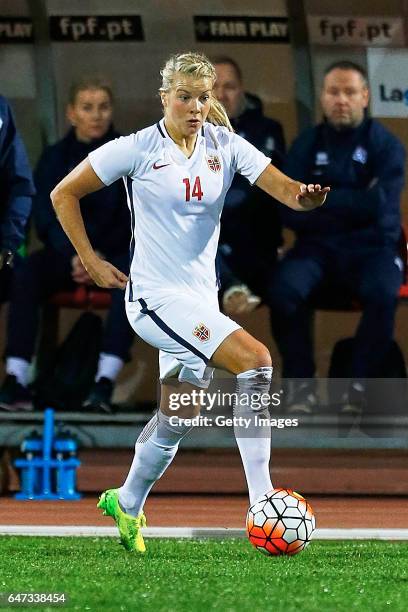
left=296, top=184, right=330, bottom=210
left=223, top=285, right=261, bottom=316
left=71, top=254, right=94, bottom=285
left=82, top=255, right=128, bottom=289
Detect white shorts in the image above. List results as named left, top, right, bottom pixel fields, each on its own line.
left=126, top=290, right=241, bottom=388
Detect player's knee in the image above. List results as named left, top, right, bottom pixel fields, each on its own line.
left=238, top=345, right=272, bottom=373
left=253, top=347, right=272, bottom=370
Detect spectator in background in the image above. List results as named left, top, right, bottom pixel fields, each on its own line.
left=0, top=76, right=133, bottom=413
left=0, top=95, right=34, bottom=301
left=269, top=61, right=405, bottom=414
left=212, top=57, right=285, bottom=315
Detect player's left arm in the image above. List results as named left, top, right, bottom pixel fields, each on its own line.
left=255, top=163, right=330, bottom=212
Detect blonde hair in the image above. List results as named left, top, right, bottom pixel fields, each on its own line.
left=159, top=52, right=232, bottom=131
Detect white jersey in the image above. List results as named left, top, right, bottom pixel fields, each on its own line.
left=88, top=118, right=270, bottom=301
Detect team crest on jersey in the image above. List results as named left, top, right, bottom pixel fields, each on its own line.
left=207, top=155, right=221, bottom=173
left=193, top=323, right=210, bottom=342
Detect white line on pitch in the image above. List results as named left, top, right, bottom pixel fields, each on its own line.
left=1, top=525, right=408, bottom=540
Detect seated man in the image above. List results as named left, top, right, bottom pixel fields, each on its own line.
left=269, top=61, right=405, bottom=414
left=212, top=56, right=286, bottom=315
left=0, top=76, right=134, bottom=413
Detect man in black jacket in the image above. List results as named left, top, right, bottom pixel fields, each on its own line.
left=0, top=77, right=133, bottom=412
left=269, top=61, right=405, bottom=414
left=213, top=57, right=285, bottom=315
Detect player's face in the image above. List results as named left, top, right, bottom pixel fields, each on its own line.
left=163, top=74, right=213, bottom=139
left=213, top=63, right=244, bottom=119
left=67, top=88, right=113, bottom=142
left=321, top=69, right=369, bottom=130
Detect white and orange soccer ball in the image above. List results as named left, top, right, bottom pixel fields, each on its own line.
left=246, top=488, right=316, bottom=556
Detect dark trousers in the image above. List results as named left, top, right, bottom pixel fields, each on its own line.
left=217, top=245, right=278, bottom=301
left=6, top=248, right=134, bottom=362
left=267, top=243, right=403, bottom=379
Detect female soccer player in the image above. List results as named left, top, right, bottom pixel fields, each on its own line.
left=51, top=52, right=329, bottom=553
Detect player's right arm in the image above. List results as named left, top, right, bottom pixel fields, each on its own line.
left=50, top=158, right=128, bottom=289
left=51, top=133, right=141, bottom=289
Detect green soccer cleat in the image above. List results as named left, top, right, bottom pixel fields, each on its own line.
left=97, top=489, right=147, bottom=553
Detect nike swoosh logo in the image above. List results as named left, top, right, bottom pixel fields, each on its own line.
left=153, top=162, right=171, bottom=170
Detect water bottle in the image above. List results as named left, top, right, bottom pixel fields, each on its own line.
left=54, top=429, right=80, bottom=499
left=19, top=430, right=42, bottom=497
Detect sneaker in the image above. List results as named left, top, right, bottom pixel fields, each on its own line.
left=285, top=381, right=318, bottom=415
left=340, top=383, right=366, bottom=415
left=97, top=488, right=147, bottom=553
left=0, top=374, right=33, bottom=411
left=83, top=377, right=114, bottom=414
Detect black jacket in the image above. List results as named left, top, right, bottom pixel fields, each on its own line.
left=34, top=127, right=130, bottom=258
left=0, top=95, right=34, bottom=252
left=282, top=118, right=405, bottom=249
left=218, top=98, right=286, bottom=290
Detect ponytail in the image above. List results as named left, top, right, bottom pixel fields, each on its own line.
left=208, top=96, right=233, bottom=132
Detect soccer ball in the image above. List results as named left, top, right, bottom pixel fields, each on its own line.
left=246, top=488, right=315, bottom=556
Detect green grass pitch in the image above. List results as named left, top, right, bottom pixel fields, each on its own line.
left=0, top=537, right=407, bottom=611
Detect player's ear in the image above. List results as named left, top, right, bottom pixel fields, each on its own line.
left=160, top=92, right=168, bottom=110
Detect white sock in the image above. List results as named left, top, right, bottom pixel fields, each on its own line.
left=6, top=357, right=30, bottom=387
left=95, top=353, right=124, bottom=382
left=118, top=410, right=194, bottom=516
left=234, top=367, right=273, bottom=505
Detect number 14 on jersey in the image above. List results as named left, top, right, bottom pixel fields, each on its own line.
left=183, top=177, right=203, bottom=202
